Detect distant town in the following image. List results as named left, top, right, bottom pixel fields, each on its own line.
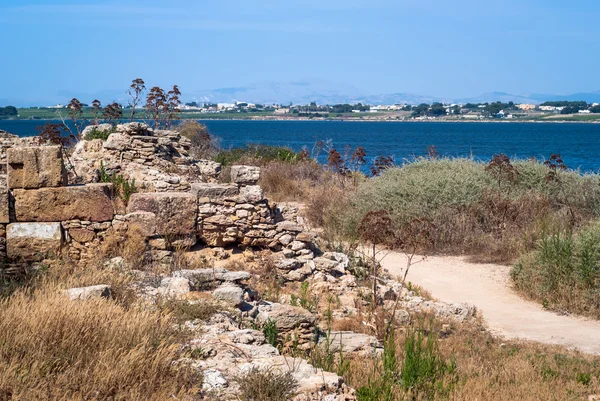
left=2, top=100, right=600, bottom=122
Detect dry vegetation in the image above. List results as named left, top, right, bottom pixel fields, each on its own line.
left=0, top=230, right=207, bottom=400
left=0, top=285, right=200, bottom=400
left=336, top=315, right=600, bottom=401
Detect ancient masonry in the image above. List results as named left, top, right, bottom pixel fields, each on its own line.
left=0, top=128, right=319, bottom=274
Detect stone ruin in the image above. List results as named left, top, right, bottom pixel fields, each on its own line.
left=0, top=124, right=326, bottom=281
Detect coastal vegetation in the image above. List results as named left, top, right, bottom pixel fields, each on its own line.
left=513, top=221, right=600, bottom=318
left=244, top=147, right=600, bottom=319
left=2, top=82, right=600, bottom=400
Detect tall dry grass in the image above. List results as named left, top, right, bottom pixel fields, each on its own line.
left=0, top=287, right=199, bottom=400
left=338, top=316, right=600, bottom=401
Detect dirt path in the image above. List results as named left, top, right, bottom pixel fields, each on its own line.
left=381, top=253, right=600, bottom=355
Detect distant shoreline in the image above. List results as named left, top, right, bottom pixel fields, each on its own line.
left=3, top=116, right=600, bottom=125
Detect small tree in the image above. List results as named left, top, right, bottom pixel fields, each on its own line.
left=165, top=85, right=182, bottom=129
left=66, top=98, right=85, bottom=139
left=544, top=154, right=576, bottom=225
left=146, top=86, right=167, bottom=129
left=127, top=78, right=146, bottom=121
left=371, top=155, right=394, bottom=176
left=91, top=99, right=102, bottom=125
left=327, top=148, right=347, bottom=174
left=36, top=123, right=77, bottom=175
left=103, top=102, right=123, bottom=125
left=358, top=210, right=396, bottom=310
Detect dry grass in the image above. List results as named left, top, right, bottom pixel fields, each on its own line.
left=0, top=287, right=200, bottom=400
left=339, top=316, right=600, bottom=401
left=158, top=296, right=220, bottom=324
left=100, top=225, right=148, bottom=270
left=259, top=160, right=326, bottom=201
left=234, top=367, right=298, bottom=401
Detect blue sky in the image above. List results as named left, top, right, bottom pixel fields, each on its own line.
left=1, top=0, right=600, bottom=105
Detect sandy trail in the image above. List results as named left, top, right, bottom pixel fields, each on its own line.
left=381, top=252, right=600, bottom=355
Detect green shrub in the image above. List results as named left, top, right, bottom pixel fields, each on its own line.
left=100, top=161, right=138, bottom=203
left=325, top=157, right=600, bottom=262
left=262, top=318, right=279, bottom=347
left=512, top=220, right=600, bottom=317
left=214, top=144, right=299, bottom=166
left=356, top=324, right=456, bottom=401
left=84, top=126, right=115, bottom=140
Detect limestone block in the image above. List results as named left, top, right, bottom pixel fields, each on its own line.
left=191, top=183, right=239, bottom=199
left=66, top=285, right=111, bottom=300
left=14, top=183, right=114, bottom=222
left=240, top=185, right=264, bottom=202
left=123, top=211, right=157, bottom=237
left=68, top=228, right=95, bottom=243
left=230, top=165, right=261, bottom=185
left=212, top=284, right=244, bottom=306
left=0, top=183, right=8, bottom=223
left=197, top=160, right=222, bottom=177
left=7, top=222, right=63, bottom=261
left=7, top=146, right=67, bottom=189
left=317, top=331, right=381, bottom=355
left=158, top=277, right=190, bottom=297
left=127, top=192, right=196, bottom=236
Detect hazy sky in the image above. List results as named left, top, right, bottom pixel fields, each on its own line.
left=1, top=0, right=600, bottom=105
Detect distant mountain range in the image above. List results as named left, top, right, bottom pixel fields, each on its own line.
left=187, top=82, right=600, bottom=106
left=6, top=81, right=600, bottom=107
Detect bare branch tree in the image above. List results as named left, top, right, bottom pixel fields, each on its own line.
left=127, top=78, right=146, bottom=121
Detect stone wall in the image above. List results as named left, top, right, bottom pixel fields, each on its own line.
left=71, top=123, right=221, bottom=191
left=0, top=133, right=316, bottom=273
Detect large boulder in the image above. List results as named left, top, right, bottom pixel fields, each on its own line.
left=230, top=165, right=261, bottom=185
left=7, top=222, right=63, bottom=261
left=7, top=146, right=68, bottom=189
left=13, top=183, right=114, bottom=222
left=127, top=192, right=197, bottom=236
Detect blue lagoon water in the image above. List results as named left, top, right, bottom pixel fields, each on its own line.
left=2, top=120, right=600, bottom=171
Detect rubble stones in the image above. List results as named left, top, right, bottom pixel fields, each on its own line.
left=7, top=146, right=67, bottom=189
left=173, top=268, right=250, bottom=290
left=7, top=222, right=63, bottom=261
left=13, top=183, right=114, bottom=222
left=202, top=369, right=228, bottom=391
left=81, top=123, right=113, bottom=139
left=196, top=160, right=222, bottom=178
